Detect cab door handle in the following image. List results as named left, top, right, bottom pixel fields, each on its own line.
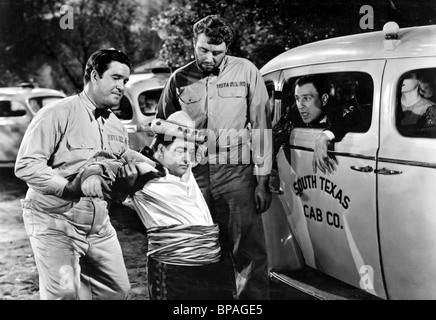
left=350, top=165, right=373, bottom=173
left=374, top=168, right=403, bottom=175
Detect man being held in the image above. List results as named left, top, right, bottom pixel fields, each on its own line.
left=156, top=15, right=273, bottom=300
left=82, top=111, right=234, bottom=300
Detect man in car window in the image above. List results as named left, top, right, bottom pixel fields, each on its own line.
left=14, top=49, right=137, bottom=300
left=139, top=94, right=159, bottom=116
left=156, top=14, right=272, bottom=300
left=273, top=74, right=361, bottom=174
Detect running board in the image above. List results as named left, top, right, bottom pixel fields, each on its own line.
left=270, top=267, right=382, bottom=300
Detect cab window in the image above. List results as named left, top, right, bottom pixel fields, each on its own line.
left=28, top=96, right=64, bottom=114
left=0, top=100, right=27, bottom=117
left=112, top=95, right=133, bottom=120
left=138, top=89, right=161, bottom=116
left=396, top=68, right=436, bottom=138
left=281, top=72, right=374, bottom=133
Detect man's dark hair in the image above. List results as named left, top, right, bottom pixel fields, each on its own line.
left=151, top=134, right=176, bottom=153
left=193, top=14, right=234, bottom=46
left=294, top=74, right=331, bottom=97
left=83, top=48, right=132, bottom=84
left=151, top=134, right=202, bottom=158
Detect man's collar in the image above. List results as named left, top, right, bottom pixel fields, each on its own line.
left=95, top=108, right=111, bottom=120
left=196, top=64, right=219, bottom=77
left=203, top=67, right=220, bottom=77
left=80, top=91, right=111, bottom=120
left=196, top=56, right=227, bottom=77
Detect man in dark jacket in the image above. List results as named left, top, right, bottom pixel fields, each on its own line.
left=273, top=74, right=361, bottom=174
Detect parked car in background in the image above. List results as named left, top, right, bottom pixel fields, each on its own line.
left=261, top=22, right=436, bottom=299
left=112, top=69, right=170, bottom=151
left=0, top=84, right=66, bottom=167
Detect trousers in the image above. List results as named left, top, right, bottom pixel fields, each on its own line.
left=147, top=257, right=234, bottom=300
left=21, top=197, right=130, bottom=300
left=193, top=163, right=270, bottom=300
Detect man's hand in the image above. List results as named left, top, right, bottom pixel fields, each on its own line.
left=62, top=167, right=86, bottom=198
left=255, top=175, right=272, bottom=214
left=312, top=132, right=337, bottom=174
left=81, top=175, right=112, bottom=199
left=268, top=169, right=283, bottom=195
left=115, top=158, right=139, bottom=191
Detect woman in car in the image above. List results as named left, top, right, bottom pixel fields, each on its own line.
left=399, top=71, right=433, bottom=126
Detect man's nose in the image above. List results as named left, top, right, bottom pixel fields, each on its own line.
left=116, top=81, right=125, bottom=92
left=297, top=101, right=306, bottom=110
left=182, top=152, right=189, bottom=163
left=204, top=51, right=214, bottom=62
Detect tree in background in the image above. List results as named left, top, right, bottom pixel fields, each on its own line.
left=1, top=0, right=434, bottom=92
left=152, top=0, right=436, bottom=70
left=0, top=0, right=167, bottom=93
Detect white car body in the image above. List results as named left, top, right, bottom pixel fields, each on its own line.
left=261, top=24, right=436, bottom=299
left=114, top=71, right=170, bottom=151
left=0, top=86, right=66, bottom=167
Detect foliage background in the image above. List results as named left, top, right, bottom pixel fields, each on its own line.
left=0, top=0, right=434, bottom=94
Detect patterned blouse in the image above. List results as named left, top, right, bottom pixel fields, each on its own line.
left=418, top=105, right=436, bottom=126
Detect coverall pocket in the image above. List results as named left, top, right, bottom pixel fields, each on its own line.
left=217, top=86, right=246, bottom=99
left=21, top=199, right=35, bottom=237
left=67, top=135, right=97, bottom=159
left=178, top=89, right=203, bottom=117
left=179, top=94, right=202, bottom=104
left=108, top=139, right=126, bottom=157
left=217, top=87, right=247, bottom=119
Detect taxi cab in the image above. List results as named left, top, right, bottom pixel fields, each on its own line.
left=112, top=69, right=170, bottom=151
left=0, top=84, right=66, bottom=167
left=261, top=23, right=436, bottom=299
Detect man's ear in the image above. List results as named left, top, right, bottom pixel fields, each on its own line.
left=321, top=93, right=329, bottom=106
left=90, top=69, right=99, bottom=85
left=155, top=144, right=164, bottom=157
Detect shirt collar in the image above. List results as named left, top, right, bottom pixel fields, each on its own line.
left=79, top=91, right=95, bottom=121
left=195, top=56, right=228, bottom=78
left=163, top=166, right=192, bottom=183
left=80, top=91, right=112, bottom=122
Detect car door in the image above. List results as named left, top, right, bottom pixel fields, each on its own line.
left=275, top=60, right=387, bottom=299
left=261, top=70, right=307, bottom=272
left=378, top=59, right=436, bottom=299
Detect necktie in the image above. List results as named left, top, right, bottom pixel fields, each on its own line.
left=95, top=108, right=110, bottom=120
left=203, top=67, right=220, bottom=77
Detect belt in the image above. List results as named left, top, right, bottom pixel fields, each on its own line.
left=147, top=224, right=221, bottom=266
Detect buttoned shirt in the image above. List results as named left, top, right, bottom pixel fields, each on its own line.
left=131, top=168, right=214, bottom=229
left=15, top=92, right=129, bottom=210
left=157, top=55, right=272, bottom=175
